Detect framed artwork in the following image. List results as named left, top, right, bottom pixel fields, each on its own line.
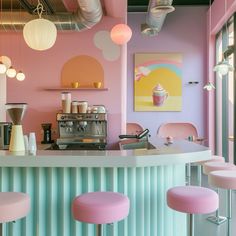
left=134, top=53, right=182, bottom=111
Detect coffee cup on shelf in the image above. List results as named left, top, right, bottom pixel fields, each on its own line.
left=93, top=82, right=102, bottom=88
left=71, top=82, right=80, bottom=88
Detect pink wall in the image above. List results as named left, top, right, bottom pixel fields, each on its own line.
left=127, top=7, right=207, bottom=138
left=5, top=16, right=124, bottom=149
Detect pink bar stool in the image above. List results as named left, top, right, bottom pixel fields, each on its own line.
left=167, top=186, right=219, bottom=236
left=203, top=161, right=236, bottom=225
left=72, top=191, right=130, bottom=236
left=0, top=192, right=30, bottom=236
left=196, top=155, right=225, bottom=186
left=209, top=170, right=236, bottom=220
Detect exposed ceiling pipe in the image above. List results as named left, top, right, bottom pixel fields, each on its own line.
left=0, top=0, right=103, bottom=31
left=141, top=0, right=174, bottom=36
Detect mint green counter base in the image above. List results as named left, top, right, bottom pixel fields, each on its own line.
left=0, top=165, right=186, bottom=236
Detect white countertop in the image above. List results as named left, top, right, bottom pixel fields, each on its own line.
left=0, top=138, right=211, bottom=167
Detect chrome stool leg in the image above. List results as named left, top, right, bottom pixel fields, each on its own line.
left=206, top=188, right=227, bottom=225
left=227, top=189, right=232, bottom=219
left=197, top=165, right=202, bottom=186
left=189, top=214, right=194, bottom=236
left=97, top=224, right=103, bottom=236
left=186, top=163, right=191, bottom=185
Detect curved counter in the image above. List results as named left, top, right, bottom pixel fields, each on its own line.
left=0, top=138, right=210, bottom=167
left=0, top=138, right=210, bottom=236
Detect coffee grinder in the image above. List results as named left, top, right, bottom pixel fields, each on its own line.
left=5, top=103, right=27, bottom=152
left=41, top=123, right=54, bottom=144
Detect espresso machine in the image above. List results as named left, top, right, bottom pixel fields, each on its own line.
left=56, top=113, right=107, bottom=150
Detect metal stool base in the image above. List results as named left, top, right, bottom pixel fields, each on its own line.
left=206, top=215, right=227, bottom=225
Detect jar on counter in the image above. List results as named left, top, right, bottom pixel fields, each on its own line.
left=61, top=92, right=71, bottom=113
left=71, top=101, right=78, bottom=113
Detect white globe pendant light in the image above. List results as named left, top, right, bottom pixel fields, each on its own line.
left=110, top=24, right=132, bottom=45
left=6, top=66, right=17, bottom=78
left=0, top=62, right=7, bottom=74
left=0, top=56, right=11, bottom=69
left=16, top=71, right=26, bottom=81
left=23, top=2, right=57, bottom=51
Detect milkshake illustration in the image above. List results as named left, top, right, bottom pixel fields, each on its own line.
left=152, top=84, right=168, bottom=106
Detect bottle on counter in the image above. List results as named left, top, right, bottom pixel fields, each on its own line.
left=61, top=92, right=71, bottom=113
left=28, top=132, right=37, bottom=155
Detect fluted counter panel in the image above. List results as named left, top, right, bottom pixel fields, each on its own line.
left=0, top=165, right=186, bottom=236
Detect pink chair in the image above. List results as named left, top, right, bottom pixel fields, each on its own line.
left=203, top=161, right=236, bottom=225
left=157, top=122, right=201, bottom=185
left=0, top=192, right=30, bottom=236
left=209, top=170, right=236, bottom=220
left=167, top=186, right=219, bottom=236
left=126, top=123, right=144, bottom=135
left=72, top=191, right=130, bottom=236
left=157, top=122, right=198, bottom=140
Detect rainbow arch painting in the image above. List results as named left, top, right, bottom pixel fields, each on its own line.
left=134, top=53, right=182, bottom=111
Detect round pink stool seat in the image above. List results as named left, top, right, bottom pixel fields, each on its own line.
left=72, top=191, right=130, bottom=224
left=196, top=155, right=225, bottom=165
left=209, top=170, right=236, bottom=189
left=167, top=186, right=219, bottom=214
left=203, top=162, right=236, bottom=175
left=0, top=192, right=30, bottom=223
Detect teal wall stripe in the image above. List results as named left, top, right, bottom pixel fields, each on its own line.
left=222, top=76, right=229, bottom=159
left=0, top=166, right=186, bottom=236
left=222, top=25, right=229, bottom=160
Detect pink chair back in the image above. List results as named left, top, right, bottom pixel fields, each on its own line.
left=126, top=123, right=144, bottom=135
left=157, top=122, right=198, bottom=140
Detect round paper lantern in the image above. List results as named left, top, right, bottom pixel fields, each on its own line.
left=0, top=62, right=7, bottom=74
left=16, top=71, right=26, bottom=81
left=23, top=18, right=57, bottom=51
left=110, top=24, right=132, bottom=45
left=0, top=56, right=11, bottom=69
left=6, top=66, right=17, bottom=78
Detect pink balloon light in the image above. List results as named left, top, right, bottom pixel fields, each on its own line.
left=110, top=24, right=132, bottom=45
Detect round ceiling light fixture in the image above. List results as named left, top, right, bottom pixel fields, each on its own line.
left=23, top=2, right=57, bottom=51
left=6, top=66, right=17, bottom=78
left=0, top=62, right=7, bottom=74
left=0, top=56, right=11, bottom=69
left=110, top=24, right=132, bottom=45
left=16, top=71, right=26, bottom=81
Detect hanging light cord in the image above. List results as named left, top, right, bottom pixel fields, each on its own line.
left=34, top=0, right=44, bottom=18
left=224, top=0, right=228, bottom=60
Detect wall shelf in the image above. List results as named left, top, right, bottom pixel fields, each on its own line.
left=44, top=87, right=108, bottom=91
